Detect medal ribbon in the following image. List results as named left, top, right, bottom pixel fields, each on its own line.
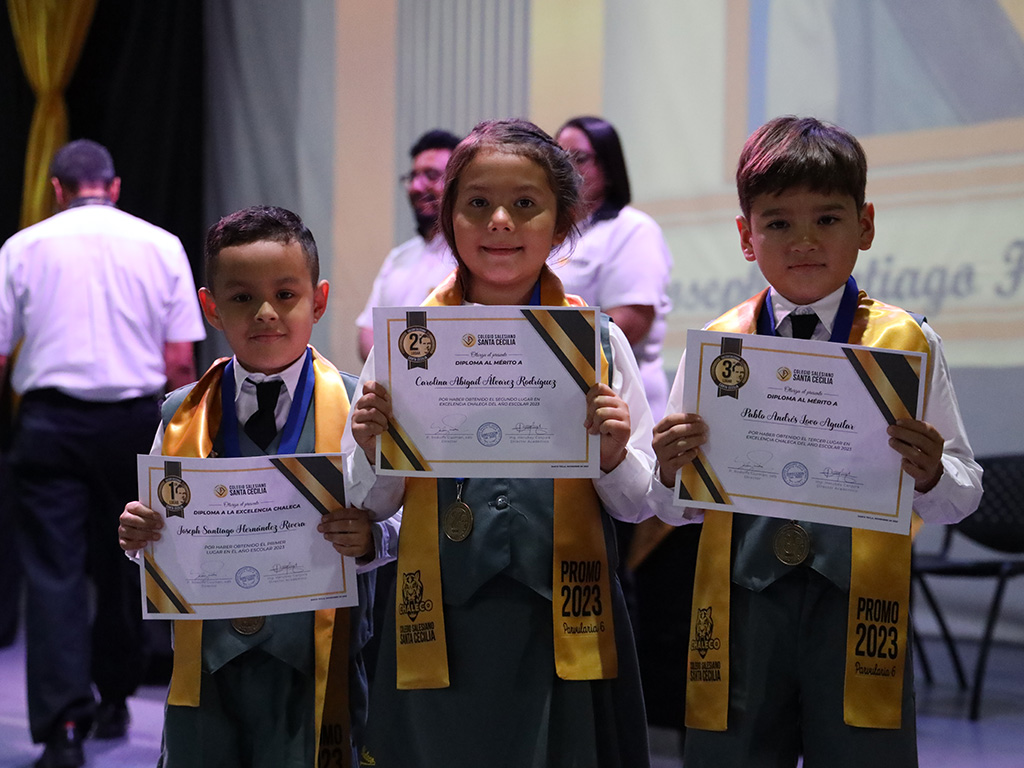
left=163, top=347, right=353, bottom=764
left=395, top=266, right=616, bottom=688
left=685, top=283, right=926, bottom=731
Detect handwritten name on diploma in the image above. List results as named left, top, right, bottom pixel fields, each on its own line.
left=176, top=518, right=307, bottom=537
left=740, top=407, right=855, bottom=432
left=414, top=374, right=558, bottom=389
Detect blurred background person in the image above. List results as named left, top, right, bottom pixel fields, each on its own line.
left=0, top=139, right=205, bottom=768
left=554, top=115, right=673, bottom=421
left=355, top=129, right=461, bottom=360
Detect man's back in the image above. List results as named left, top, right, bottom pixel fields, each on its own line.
left=0, top=204, right=202, bottom=400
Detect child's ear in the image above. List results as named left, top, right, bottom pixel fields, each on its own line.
left=198, top=288, right=224, bottom=331
left=736, top=215, right=756, bottom=263
left=858, top=202, right=876, bottom=251
left=552, top=225, right=570, bottom=249
left=313, top=280, right=329, bottom=323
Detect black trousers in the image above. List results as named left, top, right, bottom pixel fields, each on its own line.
left=10, top=389, right=159, bottom=742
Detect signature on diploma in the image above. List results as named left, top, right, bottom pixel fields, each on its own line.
left=193, top=561, right=225, bottom=581
left=731, top=450, right=774, bottom=470
left=270, top=562, right=302, bottom=575
left=819, top=467, right=860, bottom=484
left=429, top=414, right=468, bottom=435
left=512, top=421, right=550, bottom=435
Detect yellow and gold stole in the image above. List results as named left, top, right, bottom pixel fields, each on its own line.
left=685, top=289, right=928, bottom=731
left=391, top=266, right=618, bottom=688
left=160, top=347, right=353, bottom=763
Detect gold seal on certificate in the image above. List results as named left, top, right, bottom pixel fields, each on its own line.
left=710, top=337, right=749, bottom=399
left=399, top=310, right=436, bottom=369
left=157, top=460, right=190, bottom=518
left=442, top=500, right=474, bottom=542
left=773, top=521, right=811, bottom=565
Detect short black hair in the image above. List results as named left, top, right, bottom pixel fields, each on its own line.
left=410, top=129, right=461, bottom=158
left=736, top=116, right=868, bottom=219
left=204, top=205, right=319, bottom=289
left=49, top=139, right=116, bottom=193
left=557, top=116, right=632, bottom=222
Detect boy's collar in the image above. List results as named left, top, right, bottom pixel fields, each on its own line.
left=231, top=350, right=307, bottom=402
left=768, top=284, right=847, bottom=335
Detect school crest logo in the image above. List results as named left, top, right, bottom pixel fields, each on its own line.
left=691, top=606, right=721, bottom=659
left=399, top=570, right=432, bottom=621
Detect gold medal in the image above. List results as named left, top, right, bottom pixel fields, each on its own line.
left=230, top=616, right=266, bottom=635
left=442, top=500, right=474, bottom=542
left=773, top=521, right=810, bottom=566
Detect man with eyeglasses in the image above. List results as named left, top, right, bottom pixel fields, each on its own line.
left=356, top=129, right=461, bottom=360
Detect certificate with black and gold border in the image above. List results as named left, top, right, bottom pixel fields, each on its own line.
left=675, top=329, right=926, bottom=534
left=136, top=453, right=358, bottom=619
left=372, top=305, right=602, bottom=478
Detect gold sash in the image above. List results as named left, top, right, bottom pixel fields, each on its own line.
left=685, top=290, right=927, bottom=731
left=162, top=347, right=354, bottom=763
left=393, top=266, right=618, bottom=688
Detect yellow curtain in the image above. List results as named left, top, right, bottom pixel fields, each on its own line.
left=7, top=0, right=98, bottom=229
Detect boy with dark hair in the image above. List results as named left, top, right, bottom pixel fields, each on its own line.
left=649, top=116, right=983, bottom=768
left=119, top=205, right=396, bottom=767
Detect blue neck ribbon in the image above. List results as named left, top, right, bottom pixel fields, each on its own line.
left=219, top=348, right=314, bottom=457
left=758, top=276, right=859, bottom=343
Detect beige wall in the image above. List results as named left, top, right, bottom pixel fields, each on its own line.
left=330, top=0, right=399, bottom=375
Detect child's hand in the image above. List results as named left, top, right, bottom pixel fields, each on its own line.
left=585, top=383, right=630, bottom=473
left=652, top=413, right=709, bottom=488
left=888, top=417, right=944, bottom=493
left=351, top=381, right=393, bottom=464
left=118, top=501, right=164, bottom=552
left=319, top=507, right=373, bottom=560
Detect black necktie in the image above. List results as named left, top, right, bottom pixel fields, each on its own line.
left=790, top=311, right=819, bottom=340
left=244, top=379, right=283, bottom=450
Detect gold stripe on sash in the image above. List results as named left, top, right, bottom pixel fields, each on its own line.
left=686, top=291, right=926, bottom=731
left=552, top=479, right=617, bottom=679
left=395, top=480, right=450, bottom=689
left=684, top=508, right=732, bottom=730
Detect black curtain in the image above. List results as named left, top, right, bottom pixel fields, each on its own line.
left=0, top=0, right=204, bottom=279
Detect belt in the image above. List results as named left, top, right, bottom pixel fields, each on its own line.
left=22, top=388, right=160, bottom=408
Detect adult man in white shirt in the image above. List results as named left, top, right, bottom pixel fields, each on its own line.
left=355, top=129, right=460, bottom=360
left=0, top=139, right=206, bottom=768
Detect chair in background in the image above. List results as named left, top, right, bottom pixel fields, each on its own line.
left=911, top=454, right=1024, bottom=719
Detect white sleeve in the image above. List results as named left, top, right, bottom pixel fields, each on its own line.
left=342, top=349, right=406, bottom=518
left=356, top=508, right=402, bottom=574
left=590, top=211, right=672, bottom=310
left=912, top=322, right=983, bottom=524
left=592, top=322, right=658, bottom=522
